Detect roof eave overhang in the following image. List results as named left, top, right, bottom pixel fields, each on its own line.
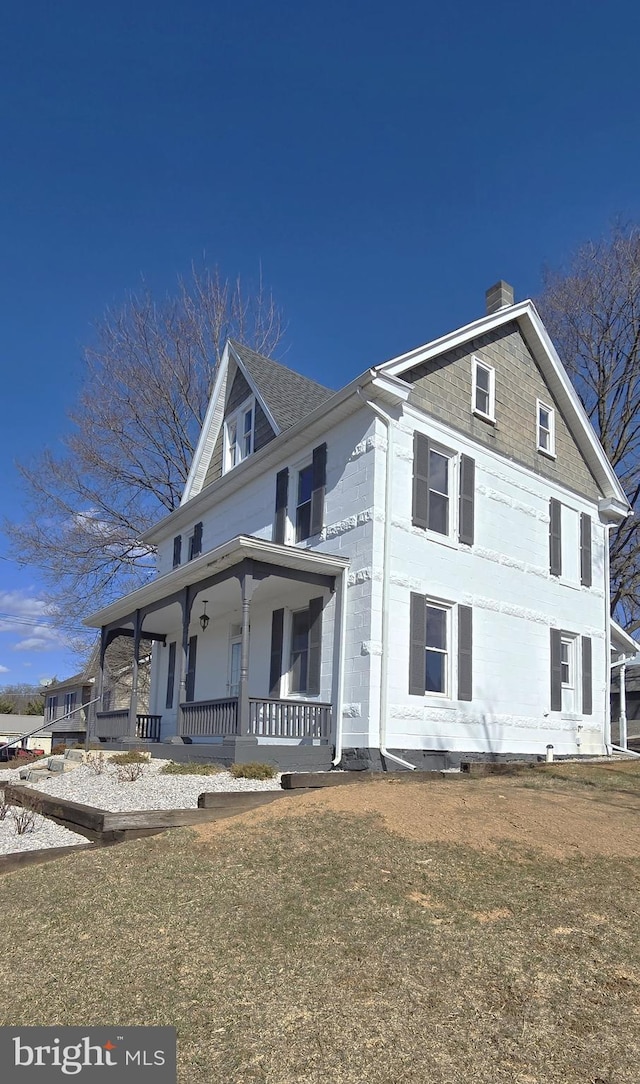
left=85, top=535, right=350, bottom=628
left=610, top=618, right=639, bottom=656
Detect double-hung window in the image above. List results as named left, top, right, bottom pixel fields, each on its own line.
left=46, top=696, right=57, bottom=721
left=472, top=358, right=495, bottom=421
left=425, top=604, right=449, bottom=694
left=409, top=593, right=473, bottom=700
left=64, top=692, right=76, bottom=717
left=427, top=448, right=450, bottom=536
left=295, top=464, right=314, bottom=542
left=412, top=432, right=475, bottom=546
left=537, top=400, right=555, bottom=457
left=225, top=398, right=255, bottom=471
left=289, top=609, right=311, bottom=693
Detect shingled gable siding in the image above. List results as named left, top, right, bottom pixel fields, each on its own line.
left=406, top=322, right=602, bottom=502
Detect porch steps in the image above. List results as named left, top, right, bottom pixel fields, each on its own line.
left=19, top=748, right=85, bottom=782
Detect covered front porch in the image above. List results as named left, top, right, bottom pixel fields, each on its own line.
left=86, top=536, right=349, bottom=763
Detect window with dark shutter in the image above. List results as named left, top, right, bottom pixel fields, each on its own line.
left=550, top=628, right=562, bottom=710
left=189, top=522, right=203, bottom=560
left=310, top=443, right=327, bottom=536
left=459, top=456, right=475, bottom=546
left=185, top=635, right=197, bottom=702
left=549, top=499, right=562, bottom=577
left=581, top=636, right=592, bottom=715
left=269, top=609, right=284, bottom=697
left=274, top=469, right=289, bottom=544
left=580, top=513, right=592, bottom=587
left=307, top=596, right=323, bottom=696
left=166, top=642, right=176, bottom=709
left=173, top=535, right=182, bottom=568
left=457, top=606, right=473, bottom=701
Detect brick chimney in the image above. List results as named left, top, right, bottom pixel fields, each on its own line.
left=485, top=280, right=514, bottom=314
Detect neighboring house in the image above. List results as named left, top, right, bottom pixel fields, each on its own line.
left=0, top=716, right=52, bottom=757
left=45, top=639, right=152, bottom=745
left=86, top=283, right=631, bottom=770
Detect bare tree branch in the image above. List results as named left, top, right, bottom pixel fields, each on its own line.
left=538, top=225, right=640, bottom=632
left=5, top=266, right=285, bottom=640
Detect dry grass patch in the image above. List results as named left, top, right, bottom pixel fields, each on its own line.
left=0, top=763, right=639, bottom=1083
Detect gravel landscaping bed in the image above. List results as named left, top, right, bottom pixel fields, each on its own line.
left=0, top=757, right=282, bottom=855
left=0, top=759, right=281, bottom=811
left=0, top=809, right=87, bottom=855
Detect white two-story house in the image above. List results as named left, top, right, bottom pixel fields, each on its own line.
left=86, top=282, right=631, bottom=771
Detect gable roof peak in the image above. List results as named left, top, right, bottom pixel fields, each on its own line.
left=228, top=340, right=334, bottom=433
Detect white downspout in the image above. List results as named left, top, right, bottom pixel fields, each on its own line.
left=332, top=566, right=348, bottom=766
left=357, top=389, right=415, bottom=771
left=604, top=524, right=613, bottom=753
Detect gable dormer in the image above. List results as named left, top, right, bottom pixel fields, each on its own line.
left=182, top=340, right=334, bottom=504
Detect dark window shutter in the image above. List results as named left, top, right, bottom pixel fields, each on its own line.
left=549, top=499, right=562, bottom=577
left=550, top=628, right=562, bottom=711
left=459, top=455, right=475, bottom=545
left=409, top=592, right=426, bottom=695
left=191, top=522, right=203, bottom=559
left=412, top=433, right=430, bottom=529
left=308, top=596, right=324, bottom=695
left=173, top=535, right=182, bottom=568
left=582, top=636, right=592, bottom=715
left=269, top=609, right=284, bottom=697
left=457, top=605, right=473, bottom=701
left=274, top=468, right=289, bottom=544
left=166, top=642, right=176, bottom=709
left=580, top=513, right=592, bottom=587
left=310, top=443, right=327, bottom=536
left=185, top=635, right=197, bottom=702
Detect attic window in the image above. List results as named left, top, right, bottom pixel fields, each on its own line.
left=537, top=400, right=556, bottom=457
left=472, top=358, right=495, bottom=422
left=224, top=397, right=255, bottom=471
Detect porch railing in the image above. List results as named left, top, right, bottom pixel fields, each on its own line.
left=179, top=699, right=238, bottom=738
left=95, top=710, right=162, bottom=742
left=249, top=698, right=332, bottom=740
left=178, top=697, right=332, bottom=740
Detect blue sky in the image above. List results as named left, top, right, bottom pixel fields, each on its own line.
left=1, top=0, right=639, bottom=685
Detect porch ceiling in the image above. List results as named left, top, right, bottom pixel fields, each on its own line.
left=85, top=534, right=350, bottom=630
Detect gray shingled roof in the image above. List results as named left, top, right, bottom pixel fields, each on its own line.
left=230, top=341, right=335, bottom=431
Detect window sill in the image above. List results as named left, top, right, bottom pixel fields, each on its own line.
left=537, top=447, right=557, bottom=461
left=421, top=529, right=459, bottom=552
left=472, top=409, right=496, bottom=426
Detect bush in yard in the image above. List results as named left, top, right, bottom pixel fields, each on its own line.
left=160, top=761, right=225, bottom=776
left=51, top=744, right=66, bottom=756
left=86, top=751, right=107, bottom=775
left=110, top=751, right=149, bottom=765
left=111, top=750, right=149, bottom=783
left=230, top=762, right=276, bottom=780
left=0, top=792, right=10, bottom=821
left=12, top=807, right=36, bottom=835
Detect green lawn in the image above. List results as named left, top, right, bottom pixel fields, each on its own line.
left=1, top=765, right=639, bottom=1083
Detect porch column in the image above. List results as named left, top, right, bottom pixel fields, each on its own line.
left=86, top=627, right=107, bottom=751
left=177, top=587, right=192, bottom=737
left=238, top=570, right=254, bottom=737
left=127, top=609, right=143, bottom=738
left=620, top=659, right=628, bottom=750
